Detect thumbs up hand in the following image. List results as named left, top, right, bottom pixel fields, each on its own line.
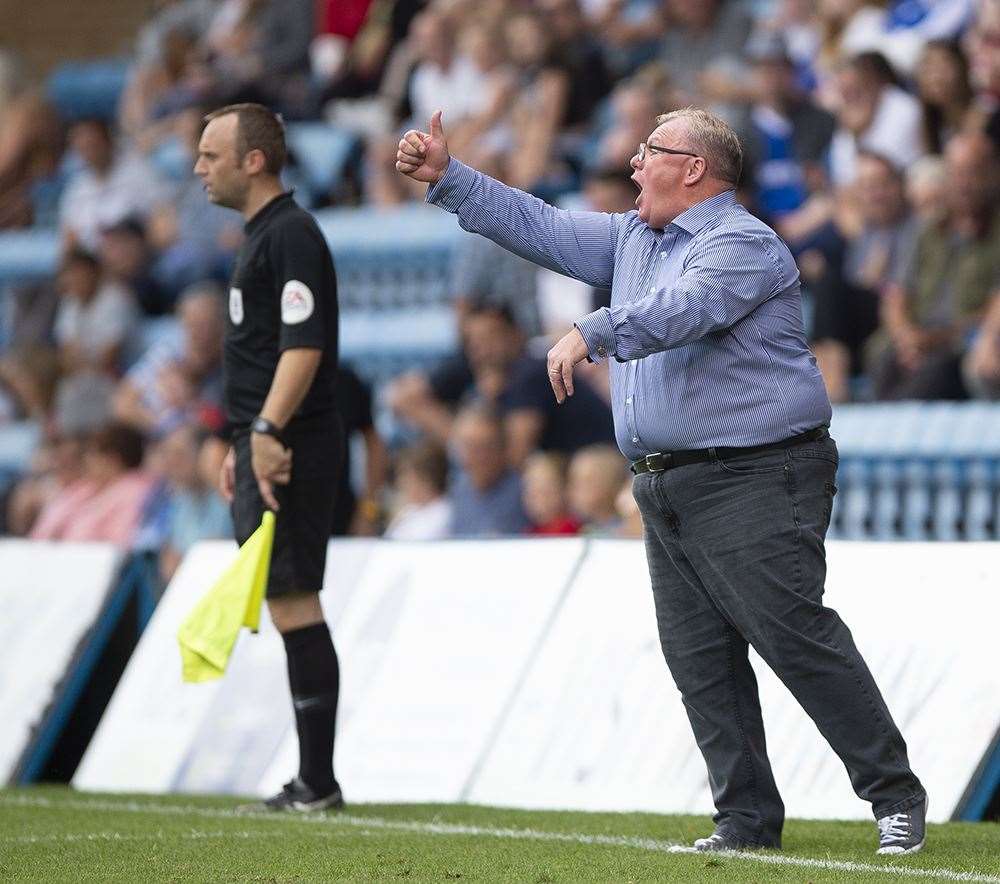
left=396, top=110, right=450, bottom=185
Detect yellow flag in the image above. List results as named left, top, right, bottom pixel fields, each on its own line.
left=177, top=511, right=275, bottom=683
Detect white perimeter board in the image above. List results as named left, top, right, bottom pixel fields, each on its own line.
left=0, top=540, right=122, bottom=782
left=74, top=539, right=378, bottom=793
left=469, top=540, right=1000, bottom=823
left=258, top=539, right=584, bottom=802
left=76, top=539, right=585, bottom=801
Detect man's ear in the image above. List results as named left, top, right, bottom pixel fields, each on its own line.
left=685, top=157, right=708, bottom=186
left=243, top=148, right=267, bottom=176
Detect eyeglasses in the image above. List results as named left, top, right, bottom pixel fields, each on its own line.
left=636, top=142, right=700, bottom=163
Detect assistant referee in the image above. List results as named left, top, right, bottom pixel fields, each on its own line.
left=195, top=103, right=344, bottom=811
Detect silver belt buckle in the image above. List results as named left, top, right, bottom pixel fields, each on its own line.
left=645, top=453, right=666, bottom=473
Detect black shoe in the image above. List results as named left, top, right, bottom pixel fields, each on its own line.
left=244, top=778, right=344, bottom=813
left=669, top=829, right=774, bottom=853
left=876, top=796, right=927, bottom=855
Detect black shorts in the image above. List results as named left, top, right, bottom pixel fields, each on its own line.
left=231, top=411, right=344, bottom=597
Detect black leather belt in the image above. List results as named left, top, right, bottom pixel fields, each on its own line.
left=630, top=427, right=829, bottom=475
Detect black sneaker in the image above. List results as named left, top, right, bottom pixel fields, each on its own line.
left=243, top=778, right=344, bottom=813
left=668, top=829, right=773, bottom=853
left=876, top=796, right=927, bottom=855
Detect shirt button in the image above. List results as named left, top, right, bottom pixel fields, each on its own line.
left=660, top=251, right=667, bottom=259
left=596, top=345, right=607, bottom=358
left=632, top=436, right=639, bottom=443
left=649, top=286, right=656, bottom=294
left=626, top=397, right=632, bottom=405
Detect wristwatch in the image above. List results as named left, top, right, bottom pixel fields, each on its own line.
left=251, top=416, right=287, bottom=446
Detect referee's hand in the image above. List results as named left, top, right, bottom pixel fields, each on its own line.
left=250, top=432, right=292, bottom=512
left=219, top=446, right=236, bottom=503
left=396, top=110, right=450, bottom=185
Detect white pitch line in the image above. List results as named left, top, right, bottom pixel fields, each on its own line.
left=3, top=794, right=999, bottom=883
left=2, top=829, right=362, bottom=846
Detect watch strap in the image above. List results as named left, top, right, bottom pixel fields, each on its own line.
left=251, top=416, right=286, bottom=445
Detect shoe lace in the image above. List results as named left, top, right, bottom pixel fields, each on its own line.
left=878, top=812, right=911, bottom=842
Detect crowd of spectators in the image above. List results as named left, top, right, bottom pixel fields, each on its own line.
left=1, top=0, right=1000, bottom=564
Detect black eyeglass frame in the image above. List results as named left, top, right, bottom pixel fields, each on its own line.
left=637, top=142, right=701, bottom=163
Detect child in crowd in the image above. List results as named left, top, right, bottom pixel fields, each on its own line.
left=615, top=476, right=643, bottom=539
left=384, top=440, right=451, bottom=541
left=158, top=423, right=232, bottom=581
left=567, top=444, right=627, bottom=535
left=522, top=451, right=580, bottom=536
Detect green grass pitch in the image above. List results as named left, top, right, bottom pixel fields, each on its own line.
left=2, top=787, right=1000, bottom=882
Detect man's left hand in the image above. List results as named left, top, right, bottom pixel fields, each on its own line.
left=251, top=431, right=292, bottom=511
left=546, top=327, right=590, bottom=404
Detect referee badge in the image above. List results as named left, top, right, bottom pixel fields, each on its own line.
left=281, top=280, right=315, bottom=324
left=229, top=287, right=244, bottom=325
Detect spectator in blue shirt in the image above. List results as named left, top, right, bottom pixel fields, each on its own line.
left=158, top=422, right=232, bottom=581
left=447, top=403, right=528, bottom=538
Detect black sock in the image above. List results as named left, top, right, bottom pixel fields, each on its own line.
left=281, top=621, right=340, bottom=795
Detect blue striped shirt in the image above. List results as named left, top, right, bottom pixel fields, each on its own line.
left=428, top=160, right=831, bottom=460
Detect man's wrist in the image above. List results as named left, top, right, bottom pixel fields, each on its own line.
left=251, top=415, right=286, bottom=445
left=426, top=158, right=475, bottom=212
left=575, top=309, right=616, bottom=363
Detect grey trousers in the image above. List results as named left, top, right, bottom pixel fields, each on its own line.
left=631, top=434, right=925, bottom=848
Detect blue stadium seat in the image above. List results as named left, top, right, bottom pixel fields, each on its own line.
left=0, top=229, right=60, bottom=285
left=0, top=420, right=42, bottom=474
left=830, top=402, right=1000, bottom=541
left=340, top=306, right=456, bottom=359
left=285, top=123, right=358, bottom=203
left=47, top=60, right=131, bottom=122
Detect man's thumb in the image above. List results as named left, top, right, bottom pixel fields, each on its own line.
left=430, top=110, right=444, bottom=139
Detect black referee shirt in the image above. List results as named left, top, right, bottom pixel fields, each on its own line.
left=224, top=192, right=339, bottom=431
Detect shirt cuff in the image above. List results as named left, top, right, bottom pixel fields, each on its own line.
left=575, top=308, right=616, bottom=363
left=425, top=158, right=477, bottom=212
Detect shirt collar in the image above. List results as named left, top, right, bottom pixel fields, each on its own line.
left=244, top=190, right=295, bottom=233
left=669, top=190, right=737, bottom=236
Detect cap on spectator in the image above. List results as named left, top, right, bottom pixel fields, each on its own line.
left=745, top=32, right=792, bottom=65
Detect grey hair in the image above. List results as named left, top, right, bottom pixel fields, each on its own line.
left=655, top=106, right=743, bottom=185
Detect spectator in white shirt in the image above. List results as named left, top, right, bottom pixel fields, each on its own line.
left=385, top=440, right=452, bottom=541
left=406, top=9, right=483, bottom=131
left=53, top=249, right=137, bottom=377
left=58, top=118, right=169, bottom=252
left=829, top=51, right=924, bottom=186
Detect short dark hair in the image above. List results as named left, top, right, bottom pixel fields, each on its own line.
left=60, top=247, right=100, bottom=273
left=204, top=102, right=286, bottom=174
left=70, top=117, right=112, bottom=142
left=90, top=421, right=145, bottom=470
left=846, top=51, right=901, bottom=88
left=466, top=300, right=517, bottom=327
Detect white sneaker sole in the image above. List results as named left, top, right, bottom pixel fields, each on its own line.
left=877, top=838, right=925, bottom=856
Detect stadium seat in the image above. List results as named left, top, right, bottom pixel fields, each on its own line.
left=46, top=60, right=131, bottom=122
left=0, top=420, right=42, bottom=474
left=284, top=123, right=358, bottom=203
left=0, top=229, right=60, bottom=285
left=830, top=403, right=1000, bottom=541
